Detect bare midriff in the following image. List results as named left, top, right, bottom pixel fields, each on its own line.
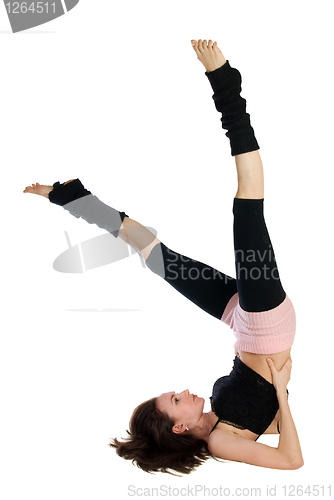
left=236, top=348, right=291, bottom=384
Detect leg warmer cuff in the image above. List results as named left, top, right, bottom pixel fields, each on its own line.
left=205, top=61, right=260, bottom=156
left=49, top=179, right=128, bottom=238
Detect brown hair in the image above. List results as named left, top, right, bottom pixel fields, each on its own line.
left=109, top=397, right=215, bottom=475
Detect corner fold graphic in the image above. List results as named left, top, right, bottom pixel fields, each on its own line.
left=64, top=0, right=80, bottom=12
left=3, top=0, right=81, bottom=33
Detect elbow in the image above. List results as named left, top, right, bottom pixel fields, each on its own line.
left=279, top=451, right=304, bottom=470
left=287, top=457, right=304, bottom=470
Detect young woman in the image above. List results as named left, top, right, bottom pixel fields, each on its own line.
left=23, top=40, right=303, bottom=474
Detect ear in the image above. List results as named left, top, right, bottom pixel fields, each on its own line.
left=172, top=423, right=187, bottom=435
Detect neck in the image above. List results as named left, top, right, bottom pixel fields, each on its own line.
left=190, top=412, right=213, bottom=442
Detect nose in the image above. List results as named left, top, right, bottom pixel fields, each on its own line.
left=181, top=389, right=190, bottom=397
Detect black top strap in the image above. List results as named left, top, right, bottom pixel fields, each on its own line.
left=209, top=419, right=220, bottom=435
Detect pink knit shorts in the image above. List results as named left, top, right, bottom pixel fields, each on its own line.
left=221, top=293, right=296, bottom=355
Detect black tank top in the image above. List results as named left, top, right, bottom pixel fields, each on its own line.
left=209, top=356, right=279, bottom=437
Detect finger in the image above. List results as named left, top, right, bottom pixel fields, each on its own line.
left=284, top=357, right=292, bottom=368
left=266, top=358, right=277, bottom=372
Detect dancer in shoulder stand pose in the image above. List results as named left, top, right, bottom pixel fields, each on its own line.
left=24, top=40, right=303, bottom=474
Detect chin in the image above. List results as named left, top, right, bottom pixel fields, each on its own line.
left=197, top=396, right=205, bottom=407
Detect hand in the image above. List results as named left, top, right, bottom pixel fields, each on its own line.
left=267, top=356, right=292, bottom=394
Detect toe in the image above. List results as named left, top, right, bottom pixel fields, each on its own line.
left=213, top=41, right=220, bottom=53
left=213, top=41, right=222, bottom=53
left=208, top=39, right=213, bottom=48
left=192, top=41, right=201, bottom=57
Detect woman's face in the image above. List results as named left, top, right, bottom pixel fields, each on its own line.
left=156, top=390, right=205, bottom=433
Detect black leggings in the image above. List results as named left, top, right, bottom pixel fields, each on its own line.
left=145, top=198, right=286, bottom=319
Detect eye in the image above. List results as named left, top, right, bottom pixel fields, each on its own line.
left=175, top=398, right=179, bottom=404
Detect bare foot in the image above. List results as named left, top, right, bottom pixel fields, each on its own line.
left=191, top=39, right=227, bottom=72
left=23, top=179, right=75, bottom=199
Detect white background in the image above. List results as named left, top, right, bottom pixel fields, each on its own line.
left=1, top=1, right=333, bottom=498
